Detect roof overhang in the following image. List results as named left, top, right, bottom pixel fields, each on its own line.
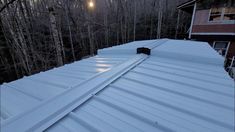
left=177, top=0, right=199, bottom=13
left=192, top=33, right=235, bottom=41
left=192, top=32, right=235, bottom=36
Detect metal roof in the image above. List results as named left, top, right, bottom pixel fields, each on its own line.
left=1, top=39, right=234, bottom=132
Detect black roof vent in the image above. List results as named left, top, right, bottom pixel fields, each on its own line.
left=137, top=47, right=151, bottom=55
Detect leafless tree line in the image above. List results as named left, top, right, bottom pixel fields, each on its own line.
left=0, top=0, right=190, bottom=83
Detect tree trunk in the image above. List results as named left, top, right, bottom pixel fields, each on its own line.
left=175, top=10, right=181, bottom=39
left=87, top=23, right=94, bottom=55
left=133, top=1, right=137, bottom=41
left=65, top=0, right=76, bottom=61
left=48, top=7, right=63, bottom=66
left=157, top=0, right=163, bottom=39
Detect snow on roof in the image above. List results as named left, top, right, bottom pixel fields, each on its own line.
left=1, top=39, right=234, bottom=132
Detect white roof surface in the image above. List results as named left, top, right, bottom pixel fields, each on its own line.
left=0, top=39, right=234, bottom=132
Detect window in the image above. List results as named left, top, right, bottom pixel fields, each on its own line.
left=224, top=7, right=235, bottom=20
left=213, top=41, right=230, bottom=57
left=209, top=8, right=223, bottom=21
left=209, top=7, right=235, bottom=21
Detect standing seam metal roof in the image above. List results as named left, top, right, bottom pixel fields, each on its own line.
left=0, top=39, right=234, bottom=132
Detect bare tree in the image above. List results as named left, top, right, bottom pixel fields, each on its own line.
left=64, top=0, right=75, bottom=61
left=0, top=0, right=18, bottom=12
left=48, top=7, right=63, bottom=66
left=157, top=0, right=163, bottom=39
left=0, top=0, right=190, bottom=83
left=133, top=0, right=137, bottom=41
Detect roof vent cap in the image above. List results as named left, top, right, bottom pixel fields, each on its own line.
left=137, top=47, right=151, bottom=55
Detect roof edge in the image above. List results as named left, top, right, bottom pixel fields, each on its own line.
left=177, top=0, right=197, bottom=9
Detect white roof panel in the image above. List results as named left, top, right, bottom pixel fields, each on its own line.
left=1, top=39, right=234, bottom=132
left=0, top=55, right=133, bottom=120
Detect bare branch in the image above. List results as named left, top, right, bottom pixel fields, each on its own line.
left=0, top=0, right=18, bottom=13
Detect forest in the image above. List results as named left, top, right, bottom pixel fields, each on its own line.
left=0, top=0, right=191, bottom=83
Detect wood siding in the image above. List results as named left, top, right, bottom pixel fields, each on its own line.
left=192, top=9, right=235, bottom=34
left=227, top=41, right=235, bottom=58
left=192, top=24, right=235, bottom=33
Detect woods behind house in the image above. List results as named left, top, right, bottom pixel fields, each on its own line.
left=0, top=0, right=190, bottom=83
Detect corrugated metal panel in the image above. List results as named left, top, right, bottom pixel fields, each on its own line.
left=0, top=55, right=133, bottom=121
left=1, top=39, right=234, bottom=132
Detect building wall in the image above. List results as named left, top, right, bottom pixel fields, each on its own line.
left=192, top=24, right=235, bottom=33
left=227, top=41, right=235, bottom=58
left=191, top=8, right=235, bottom=59
left=192, top=9, right=235, bottom=34
left=193, top=9, right=235, bottom=25
left=179, top=2, right=235, bottom=64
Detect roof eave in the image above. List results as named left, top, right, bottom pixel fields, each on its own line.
left=177, top=0, right=197, bottom=9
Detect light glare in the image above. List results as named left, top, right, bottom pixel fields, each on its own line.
left=88, top=1, right=94, bottom=8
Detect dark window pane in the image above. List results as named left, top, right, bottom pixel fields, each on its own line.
left=223, top=14, right=235, bottom=20
left=209, top=15, right=221, bottom=21
left=214, top=42, right=228, bottom=48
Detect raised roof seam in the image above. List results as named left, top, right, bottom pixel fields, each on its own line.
left=1, top=54, right=149, bottom=132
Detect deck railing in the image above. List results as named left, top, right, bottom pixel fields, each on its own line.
left=227, top=56, right=235, bottom=79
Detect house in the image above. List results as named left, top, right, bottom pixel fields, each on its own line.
left=177, top=0, right=235, bottom=64
left=1, top=39, right=234, bottom=132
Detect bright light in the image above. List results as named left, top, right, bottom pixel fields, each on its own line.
left=88, top=1, right=94, bottom=8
